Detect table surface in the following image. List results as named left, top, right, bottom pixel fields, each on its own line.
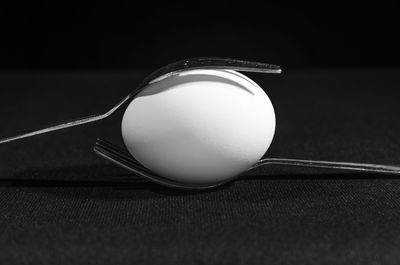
left=1, top=69, right=400, bottom=265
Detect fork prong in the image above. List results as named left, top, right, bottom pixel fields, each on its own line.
left=95, top=138, right=135, bottom=162
left=179, top=57, right=282, bottom=73
left=94, top=144, right=151, bottom=176
left=94, top=143, right=178, bottom=187
left=94, top=139, right=151, bottom=174
left=139, top=57, right=281, bottom=88
left=93, top=138, right=222, bottom=189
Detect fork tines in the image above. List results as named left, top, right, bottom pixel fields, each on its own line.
left=94, top=138, right=152, bottom=174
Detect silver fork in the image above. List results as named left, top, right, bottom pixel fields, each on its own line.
left=94, top=138, right=400, bottom=190
left=0, top=57, right=281, bottom=144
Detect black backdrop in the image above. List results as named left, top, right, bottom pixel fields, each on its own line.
left=2, top=2, right=400, bottom=264
left=1, top=1, right=399, bottom=69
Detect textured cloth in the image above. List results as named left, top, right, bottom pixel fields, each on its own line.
left=0, top=69, right=400, bottom=264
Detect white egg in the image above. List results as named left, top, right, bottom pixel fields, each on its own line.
left=121, top=69, right=275, bottom=185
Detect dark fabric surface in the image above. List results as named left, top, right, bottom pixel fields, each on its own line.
left=1, top=69, right=400, bottom=264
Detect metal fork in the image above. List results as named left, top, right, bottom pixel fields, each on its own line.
left=0, top=57, right=281, bottom=144
left=94, top=138, right=400, bottom=190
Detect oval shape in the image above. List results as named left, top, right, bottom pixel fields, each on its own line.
left=121, top=69, right=275, bottom=185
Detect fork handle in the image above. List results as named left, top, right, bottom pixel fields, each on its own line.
left=0, top=94, right=132, bottom=144
left=248, top=158, right=400, bottom=175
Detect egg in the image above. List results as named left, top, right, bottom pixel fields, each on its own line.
left=121, top=69, right=275, bottom=185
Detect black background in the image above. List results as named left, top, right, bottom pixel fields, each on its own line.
left=2, top=2, right=400, bottom=264
left=1, top=1, right=399, bottom=69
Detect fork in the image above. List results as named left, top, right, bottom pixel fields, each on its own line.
left=0, top=57, right=281, bottom=144
left=94, top=138, right=400, bottom=189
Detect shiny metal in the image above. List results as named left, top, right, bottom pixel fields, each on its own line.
left=94, top=138, right=400, bottom=190
left=249, top=158, right=400, bottom=174
left=93, top=138, right=231, bottom=189
left=0, top=57, right=281, bottom=144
